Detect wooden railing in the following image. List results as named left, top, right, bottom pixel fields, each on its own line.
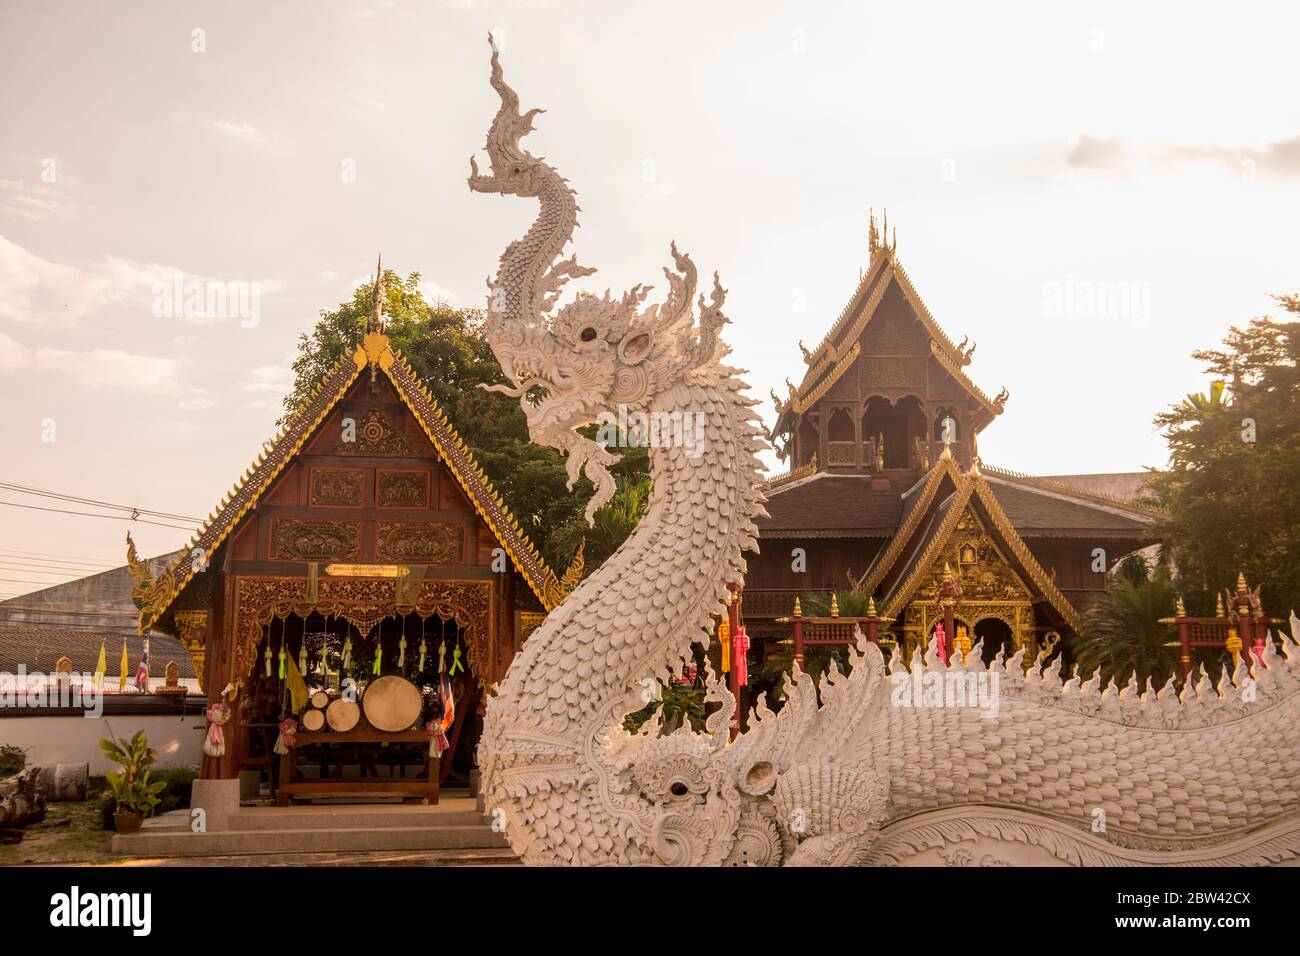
left=743, top=589, right=833, bottom=618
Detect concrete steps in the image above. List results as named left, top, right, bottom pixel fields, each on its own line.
left=112, top=798, right=511, bottom=859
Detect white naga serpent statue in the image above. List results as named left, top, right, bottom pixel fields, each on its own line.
left=469, top=40, right=1300, bottom=866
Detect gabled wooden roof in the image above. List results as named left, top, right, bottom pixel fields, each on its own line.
left=774, top=246, right=1003, bottom=433
left=856, top=455, right=1083, bottom=633
left=136, top=331, right=564, bottom=634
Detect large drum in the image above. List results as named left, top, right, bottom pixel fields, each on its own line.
left=325, top=697, right=360, bottom=732
left=362, top=675, right=423, bottom=732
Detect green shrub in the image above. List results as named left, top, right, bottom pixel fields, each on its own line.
left=96, top=767, right=196, bottom=829
left=0, top=744, right=28, bottom=780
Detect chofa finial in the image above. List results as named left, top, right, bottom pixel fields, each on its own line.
left=368, top=254, right=385, bottom=334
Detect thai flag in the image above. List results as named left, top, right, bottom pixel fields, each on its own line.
left=135, top=638, right=150, bottom=692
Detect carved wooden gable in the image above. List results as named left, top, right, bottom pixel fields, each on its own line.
left=224, top=374, right=491, bottom=572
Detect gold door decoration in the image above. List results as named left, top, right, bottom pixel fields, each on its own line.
left=310, top=469, right=364, bottom=506
left=173, top=609, right=208, bottom=692
left=377, top=470, right=430, bottom=508
left=232, top=575, right=491, bottom=680
left=376, top=522, right=462, bottom=564
left=332, top=407, right=412, bottom=456
left=270, top=519, right=361, bottom=562
left=899, top=509, right=1035, bottom=660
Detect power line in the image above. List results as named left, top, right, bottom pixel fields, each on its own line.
left=0, top=559, right=121, bottom=574
left=0, top=548, right=121, bottom=564
left=0, top=481, right=202, bottom=523
left=0, top=556, right=122, bottom=572
left=0, top=565, right=85, bottom=577
left=0, top=499, right=194, bottom=531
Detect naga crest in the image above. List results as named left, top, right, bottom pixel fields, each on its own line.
left=469, top=36, right=730, bottom=520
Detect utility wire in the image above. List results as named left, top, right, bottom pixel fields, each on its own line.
left=0, top=499, right=194, bottom=531
left=0, top=480, right=202, bottom=523
left=0, top=548, right=120, bottom=564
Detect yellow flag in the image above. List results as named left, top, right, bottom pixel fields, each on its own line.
left=284, top=651, right=309, bottom=715
left=94, top=641, right=106, bottom=690
left=119, top=639, right=129, bottom=692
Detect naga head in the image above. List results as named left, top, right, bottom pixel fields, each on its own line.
left=469, top=37, right=731, bottom=520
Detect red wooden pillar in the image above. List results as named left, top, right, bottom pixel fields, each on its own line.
left=1177, top=619, right=1192, bottom=679
left=724, top=584, right=743, bottom=740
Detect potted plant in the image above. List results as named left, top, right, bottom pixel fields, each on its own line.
left=99, top=730, right=166, bottom=834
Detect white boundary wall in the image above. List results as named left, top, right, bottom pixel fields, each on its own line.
left=0, top=713, right=204, bottom=775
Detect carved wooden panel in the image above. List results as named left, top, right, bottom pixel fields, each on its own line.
left=332, top=407, right=412, bottom=456
left=827, top=441, right=858, bottom=465
left=376, top=522, right=463, bottom=564
left=860, top=356, right=925, bottom=389
left=270, top=519, right=361, bottom=561
left=310, top=468, right=364, bottom=507
left=377, top=470, right=431, bottom=509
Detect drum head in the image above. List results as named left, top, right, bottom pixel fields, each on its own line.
left=310, top=690, right=330, bottom=710
left=325, top=698, right=360, bottom=732
left=362, top=675, right=423, bottom=732
left=301, top=708, right=325, bottom=731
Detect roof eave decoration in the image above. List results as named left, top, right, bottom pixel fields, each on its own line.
left=860, top=456, right=1083, bottom=634
left=856, top=451, right=964, bottom=596
left=772, top=245, right=999, bottom=433
left=138, top=332, right=564, bottom=634
left=967, top=477, right=1083, bottom=633
left=929, top=341, right=1003, bottom=419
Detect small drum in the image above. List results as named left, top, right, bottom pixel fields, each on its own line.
left=362, top=675, right=423, bottom=732
left=301, top=708, right=325, bottom=731
left=310, top=690, right=330, bottom=710
left=326, top=697, right=360, bottom=732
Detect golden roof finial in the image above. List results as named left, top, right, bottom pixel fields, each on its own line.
left=1237, top=571, right=1248, bottom=593
left=830, top=593, right=840, bottom=617
left=1175, top=594, right=1187, bottom=617
left=793, top=596, right=803, bottom=617
left=369, top=254, right=385, bottom=334
left=1215, top=592, right=1225, bottom=617
left=868, top=208, right=880, bottom=259
left=866, top=595, right=877, bottom=616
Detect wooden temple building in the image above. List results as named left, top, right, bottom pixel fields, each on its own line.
left=748, top=215, right=1163, bottom=663
left=129, top=270, right=568, bottom=801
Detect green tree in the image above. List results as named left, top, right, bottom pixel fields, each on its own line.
left=282, top=270, right=649, bottom=567
left=1069, top=566, right=1184, bottom=692
left=1145, top=295, right=1300, bottom=626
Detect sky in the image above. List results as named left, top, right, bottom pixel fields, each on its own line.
left=0, top=0, right=1297, bottom=597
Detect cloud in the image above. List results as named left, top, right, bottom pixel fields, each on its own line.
left=206, top=119, right=268, bottom=148
left=0, top=234, right=283, bottom=327
left=0, top=330, right=187, bottom=392
left=417, top=279, right=457, bottom=304
left=177, top=397, right=217, bottom=411
left=242, top=364, right=294, bottom=394
left=1161, top=134, right=1300, bottom=179
left=1064, top=134, right=1300, bottom=179
left=1066, top=136, right=1130, bottom=173
left=0, top=178, right=72, bottom=222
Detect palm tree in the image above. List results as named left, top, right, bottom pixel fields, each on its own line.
left=545, top=476, right=651, bottom=576
left=1070, top=568, right=1182, bottom=692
